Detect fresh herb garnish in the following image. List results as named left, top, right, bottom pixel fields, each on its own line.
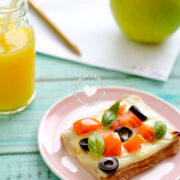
left=88, top=132, right=105, bottom=156
left=101, top=101, right=119, bottom=127
left=153, top=121, right=167, bottom=139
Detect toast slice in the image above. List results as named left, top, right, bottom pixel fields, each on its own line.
left=61, top=95, right=180, bottom=180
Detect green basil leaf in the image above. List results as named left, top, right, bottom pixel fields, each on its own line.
left=153, top=121, right=167, bottom=139
left=101, top=101, right=119, bottom=127
left=88, top=132, right=105, bottom=156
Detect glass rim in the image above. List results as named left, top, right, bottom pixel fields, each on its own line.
left=0, top=0, right=27, bottom=14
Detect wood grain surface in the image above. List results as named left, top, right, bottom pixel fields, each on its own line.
left=0, top=53, right=180, bottom=180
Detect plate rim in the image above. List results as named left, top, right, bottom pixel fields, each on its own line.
left=37, top=86, right=180, bottom=180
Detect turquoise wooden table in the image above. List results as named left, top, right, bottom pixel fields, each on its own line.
left=0, top=52, right=180, bottom=180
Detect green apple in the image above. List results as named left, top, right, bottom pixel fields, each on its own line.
left=111, top=0, right=180, bottom=43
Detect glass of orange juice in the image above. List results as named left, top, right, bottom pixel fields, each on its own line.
left=0, top=0, right=35, bottom=114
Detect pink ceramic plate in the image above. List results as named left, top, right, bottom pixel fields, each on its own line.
left=38, top=87, right=180, bottom=180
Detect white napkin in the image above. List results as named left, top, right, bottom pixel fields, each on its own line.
left=28, top=0, right=180, bottom=81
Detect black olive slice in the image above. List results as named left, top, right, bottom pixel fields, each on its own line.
left=79, top=138, right=89, bottom=151
left=129, top=105, right=147, bottom=121
left=114, top=127, right=133, bottom=142
left=98, top=157, right=119, bottom=173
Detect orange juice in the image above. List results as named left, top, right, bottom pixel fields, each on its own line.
left=0, top=25, right=35, bottom=112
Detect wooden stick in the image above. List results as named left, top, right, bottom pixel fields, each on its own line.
left=29, top=0, right=81, bottom=56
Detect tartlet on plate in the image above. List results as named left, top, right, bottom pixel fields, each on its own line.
left=61, top=95, right=180, bottom=180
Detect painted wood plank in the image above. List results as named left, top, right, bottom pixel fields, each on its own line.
left=0, top=153, right=59, bottom=180
left=36, top=53, right=129, bottom=81
left=36, top=53, right=180, bottom=80
left=0, top=78, right=180, bottom=154
left=0, top=53, right=180, bottom=180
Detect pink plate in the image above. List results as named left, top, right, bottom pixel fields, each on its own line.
left=38, top=87, right=180, bottom=180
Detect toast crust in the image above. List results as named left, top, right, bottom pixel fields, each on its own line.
left=102, top=137, right=180, bottom=180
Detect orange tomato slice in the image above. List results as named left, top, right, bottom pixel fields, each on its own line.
left=109, top=120, right=120, bottom=131
left=110, top=110, right=142, bottom=130
left=119, top=112, right=142, bottom=128
left=73, top=118, right=102, bottom=135
left=137, top=124, right=154, bottom=143
left=118, top=105, right=127, bottom=115
left=123, top=134, right=145, bottom=153
left=98, top=132, right=122, bottom=157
